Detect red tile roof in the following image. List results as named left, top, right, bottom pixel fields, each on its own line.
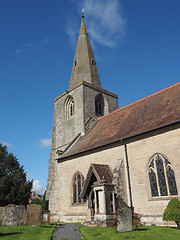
left=81, top=164, right=113, bottom=199
left=59, top=82, right=180, bottom=159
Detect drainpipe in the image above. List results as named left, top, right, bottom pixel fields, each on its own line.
left=121, top=139, right=134, bottom=222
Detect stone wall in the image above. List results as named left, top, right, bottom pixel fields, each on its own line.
left=2, top=204, right=26, bottom=226
left=46, top=82, right=119, bottom=217
left=0, top=207, right=4, bottom=225
left=48, top=125, right=180, bottom=225
left=1, top=204, right=42, bottom=226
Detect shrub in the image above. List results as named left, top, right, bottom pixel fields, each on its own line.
left=30, top=198, right=43, bottom=206
left=133, top=213, right=142, bottom=229
left=163, top=197, right=180, bottom=228
left=112, top=208, right=122, bottom=227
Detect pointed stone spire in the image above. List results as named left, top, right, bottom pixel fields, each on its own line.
left=69, top=15, right=101, bottom=90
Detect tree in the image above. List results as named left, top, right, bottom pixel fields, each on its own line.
left=163, top=197, right=180, bottom=228
left=30, top=198, right=43, bottom=206
left=0, top=143, right=33, bottom=206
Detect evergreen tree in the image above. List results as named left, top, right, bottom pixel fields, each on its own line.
left=0, top=143, right=33, bottom=206
left=30, top=198, right=43, bottom=206
left=163, top=197, right=180, bottom=228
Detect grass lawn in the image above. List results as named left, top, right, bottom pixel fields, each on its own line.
left=0, top=225, right=56, bottom=240
left=79, top=225, right=180, bottom=240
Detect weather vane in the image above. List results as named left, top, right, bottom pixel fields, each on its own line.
left=82, top=8, right=85, bottom=17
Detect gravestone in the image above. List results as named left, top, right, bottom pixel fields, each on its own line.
left=27, top=204, right=42, bottom=226
left=117, top=206, right=132, bottom=232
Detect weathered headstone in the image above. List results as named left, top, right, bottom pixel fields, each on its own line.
left=117, top=207, right=132, bottom=232
left=27, top=204, right=42, bottom=226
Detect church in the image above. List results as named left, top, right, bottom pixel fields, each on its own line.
left=46, top=15, right=180, bottom=226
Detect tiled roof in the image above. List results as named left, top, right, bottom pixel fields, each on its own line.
left=81, top=164, right=113, bottom=199
left=92, top=164, right=113, bottom=183
left=59, top=82, right=180, bottom=159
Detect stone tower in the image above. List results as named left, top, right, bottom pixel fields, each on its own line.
left=46, top=15, right=119, bottom=216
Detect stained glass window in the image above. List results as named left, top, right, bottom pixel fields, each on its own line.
left=156, top=156, right=168, bottom=196
left=166, top=166, right=178, bottom=195
left=149, top=169, right=158, bottom=197
left=72, top=172, right=84, bottom=204
left=148, top=154, right=178, bottom=197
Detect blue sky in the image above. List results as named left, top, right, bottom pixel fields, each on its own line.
left=0, top=0, right=180, bottom=195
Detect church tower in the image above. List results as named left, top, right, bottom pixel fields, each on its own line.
left=46, top=15, right=119, bottom=216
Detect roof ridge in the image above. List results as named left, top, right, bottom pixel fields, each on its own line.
left=98, top=82, right=180, bottom=120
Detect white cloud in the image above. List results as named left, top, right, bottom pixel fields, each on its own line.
left=83, top=0, right=126, bottom=47
left=67, top=0, right=126, bottom=48
left=39, top=138, right=52, bottom=148
left=15, top=49, right=23, bottom=56
left=0, top=141, right=13, bottom=148
left=32, top=180, right=45, bottom=195
left=26, top=173, right=32, bottom=181
left=65, top=18, right=80, bottom=47
left=15, top=37, right=49, bottom=56
left=41, top=37, right=49, bottom=45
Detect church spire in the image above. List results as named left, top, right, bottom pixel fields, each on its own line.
left=69, top=14, right=101, bottom=90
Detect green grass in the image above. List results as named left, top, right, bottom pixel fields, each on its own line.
left=0, top=225, right=56, bottom=240
left=79, top=225, right=180, bottom=240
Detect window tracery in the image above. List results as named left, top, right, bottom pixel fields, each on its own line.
left=72, top=172, right=84, bottom=204
left=148, top=154, right=178, bottom=197
left=65, top=96, right=75, bottom=119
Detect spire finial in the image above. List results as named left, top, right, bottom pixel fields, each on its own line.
left=82, top=8, right=85, bottom=18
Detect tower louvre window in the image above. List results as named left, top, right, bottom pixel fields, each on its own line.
left=91, top=59, right=95, bottom=65
left=148, top=154, right=178, bottom=197
left=95, top=94, right=104, bottom=116
left=65, top=96, right=75, bottom=119
left=72, top=172, right=84, bottom=204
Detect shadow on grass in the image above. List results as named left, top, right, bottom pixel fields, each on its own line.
left=170, top=227, right=180, bottom=230
left=40, top=225, right=54, bottom=228
left=57, top=224, right=65, bottom=228
left=0, top=232, right=22, bottom=237
left=133, top=228, right=150, bottom=231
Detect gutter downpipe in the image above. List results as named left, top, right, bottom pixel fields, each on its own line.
left=121, top=139, right=134, bottom=223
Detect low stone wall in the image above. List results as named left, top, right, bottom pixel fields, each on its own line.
left=1, top=204, right=42, bottom=226
left=0, top=207, right=4, bottom=225
left=2, top=204, right=26, bottom=226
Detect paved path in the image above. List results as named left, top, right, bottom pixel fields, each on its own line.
left=52, top=223, right=83, bottom=240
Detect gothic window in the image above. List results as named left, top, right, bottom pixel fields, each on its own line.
left=72, top=172, right=84, bottom=204
left=148, top=154, right=178, bottom=197
left=65, top=96, right=75, bottom=119
left=95, top=94, right=104, bottom=116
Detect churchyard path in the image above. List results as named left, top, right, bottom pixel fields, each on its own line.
left=52, top=223, right=82, bottom=240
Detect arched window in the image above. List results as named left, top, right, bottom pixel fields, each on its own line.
left=91, top=59, right=95, bottom=65
left=72, top=172, right=84, bottom=204
left=148, top=154, right=178, bottom=197
left=95, top=94, right=104, bottom=116
left=65, top=96, right=75, bottom=119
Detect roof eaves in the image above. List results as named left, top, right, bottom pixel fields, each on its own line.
left=58, top=120, right=180, bottom=161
